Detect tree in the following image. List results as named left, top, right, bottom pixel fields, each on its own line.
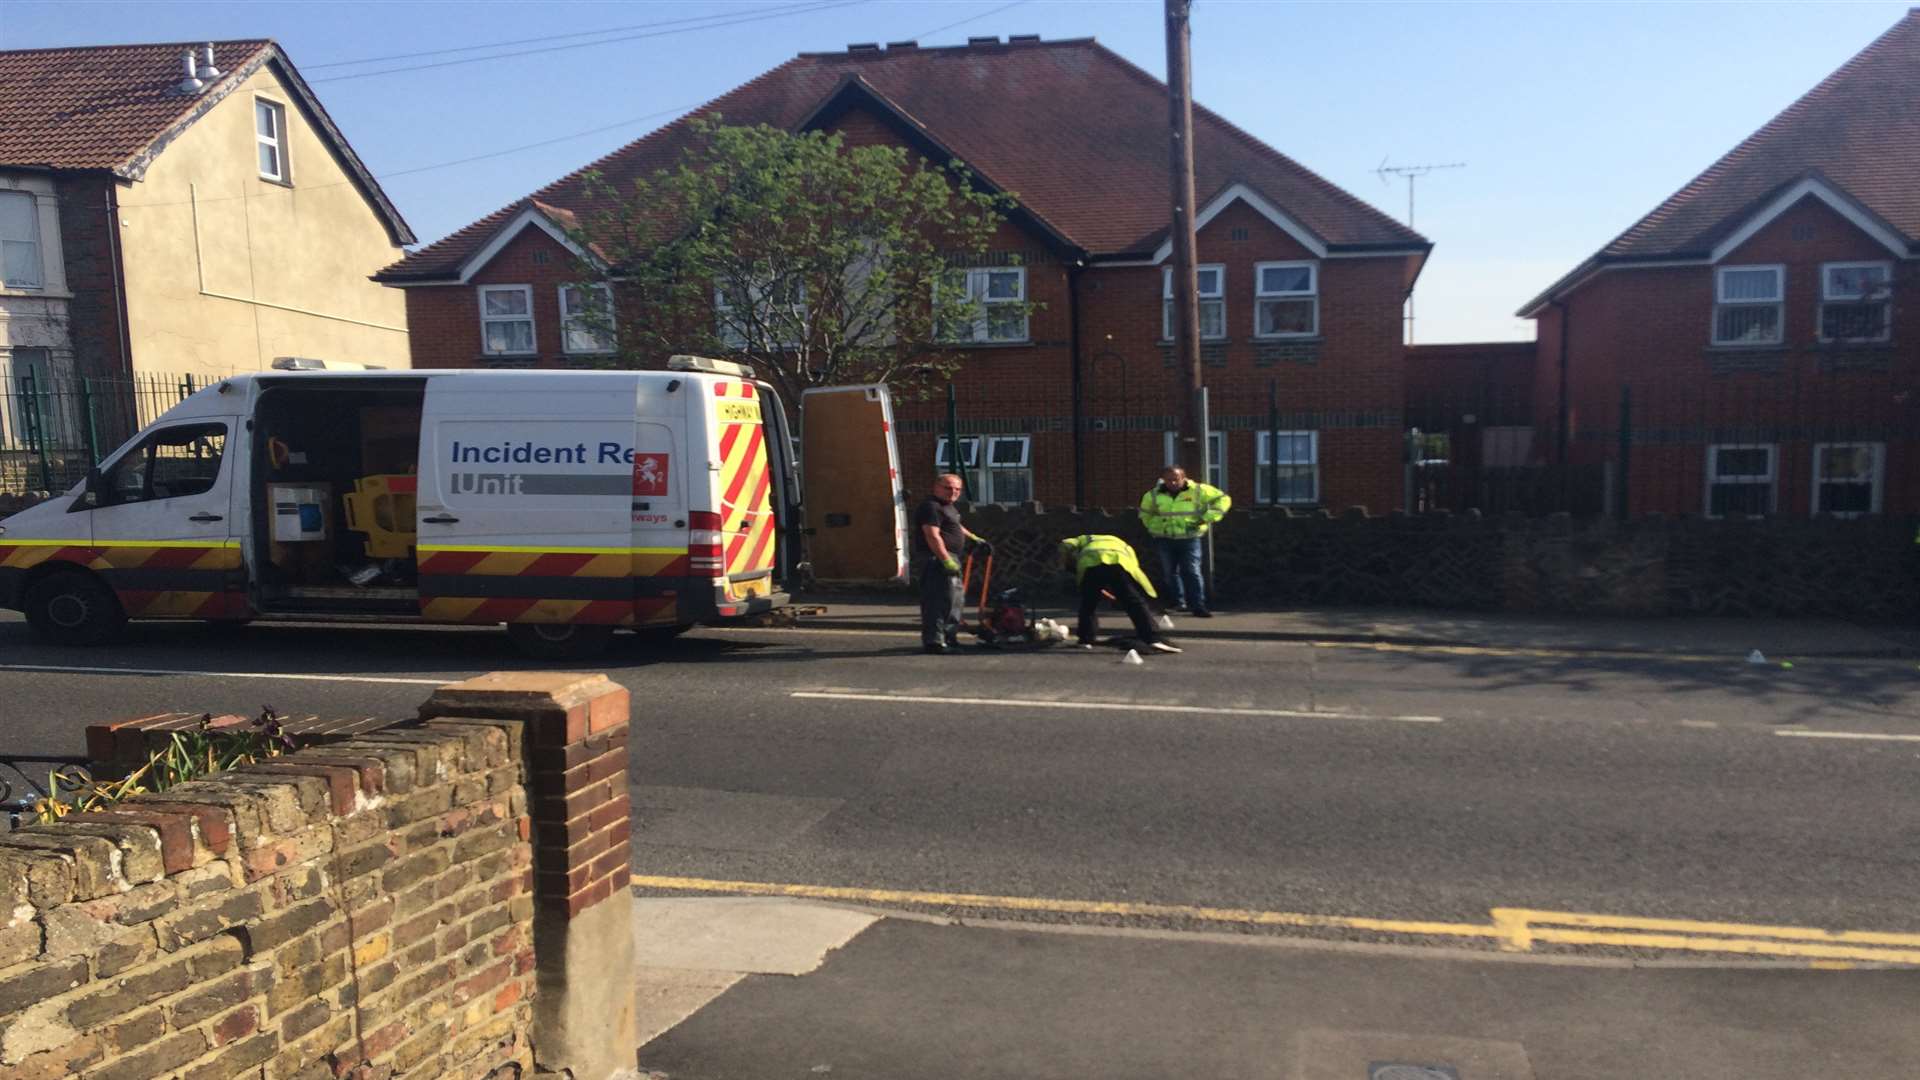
left=567, top=120, right=1031, bottom=404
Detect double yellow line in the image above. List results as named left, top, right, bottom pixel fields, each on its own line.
left=632, top=874, right=1920, bottom=967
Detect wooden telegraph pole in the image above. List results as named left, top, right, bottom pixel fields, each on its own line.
left=1164, top=0, right=1205, bottom=466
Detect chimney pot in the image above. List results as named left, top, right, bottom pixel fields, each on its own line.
left=199, top=43, right=222, bottom=79
left=173, top=48, right=204, bottom=95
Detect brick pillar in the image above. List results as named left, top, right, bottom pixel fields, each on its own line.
left=420, top=672, right=635, bottom=1080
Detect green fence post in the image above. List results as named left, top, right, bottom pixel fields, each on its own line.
left=79, top=378, right=100, bottom=465
left=19, top=370, right=52, bottom=491
left=1615, top=384, right=1633, bottom=522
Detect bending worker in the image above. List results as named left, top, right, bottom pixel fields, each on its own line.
left=1139, top=465, right=1231, bottom=616
left=1060, top=534, right=1180, bottom=654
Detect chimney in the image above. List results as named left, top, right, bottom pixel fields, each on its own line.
left=967, top=35, right=1000, bottom=47
left=172, top=48, right=203, bottom=95
left=1008, top=34, right=1040, bottom=44
left=846, top=42, right=880, bottom=53
left=885, top=40, right=919, bottom=50
left=199, top=43, right=222, bottom=79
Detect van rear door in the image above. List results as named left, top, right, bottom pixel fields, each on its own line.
left=710, top=381, right=780, bottom=606
left=800, top=384, right=908, bottom=585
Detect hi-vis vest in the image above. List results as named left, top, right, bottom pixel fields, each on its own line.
left=1139, top=481, right=1231, bottom=539
left=1059, top=534, right=1156, bottom=598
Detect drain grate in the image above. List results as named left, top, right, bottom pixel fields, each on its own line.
left=1369, top=1066, right=1460, bottom=1080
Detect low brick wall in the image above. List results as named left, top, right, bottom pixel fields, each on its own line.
left=0, top=673, right=638, bottom=1080
left=944, top=503, right=1920, bottom=620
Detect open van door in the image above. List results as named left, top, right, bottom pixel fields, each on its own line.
left=800, top=384, right=908, bottom=585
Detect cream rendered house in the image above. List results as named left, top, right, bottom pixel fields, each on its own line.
left=0, top=39, right=415, bottom=389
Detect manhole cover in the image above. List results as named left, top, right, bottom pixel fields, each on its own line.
left=1369, top=1066, right=1460, bottom=1080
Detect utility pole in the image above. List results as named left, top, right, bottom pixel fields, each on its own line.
left=1375, top=158, right=1463, bottom=343
left=1165, top=0, right=1204, bottom=463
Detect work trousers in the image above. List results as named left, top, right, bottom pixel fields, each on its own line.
left=1153, top=536, right=1207, bottom=610
left=919, top=556, right=963, bottom=647
left=1077, top=563, right=1160, bottom=645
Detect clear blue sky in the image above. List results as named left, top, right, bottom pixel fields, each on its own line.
left=6, top=1, right=1909, bottom=342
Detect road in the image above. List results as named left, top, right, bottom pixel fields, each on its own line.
left=4, top=611, right=1920, bottom=957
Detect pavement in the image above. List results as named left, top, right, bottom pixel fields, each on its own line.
left=787, top=594, right=1920, bottom=658
left=634, top=896, right=1920, bottom=1080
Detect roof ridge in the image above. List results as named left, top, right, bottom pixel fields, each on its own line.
left=1606, top=11, right=1919, bottom=255
left=795, top=37, right=1096, bottom=59
left=1083, top=41, right=1426, bottom=248
left=0, top=38, right=273, bottom=55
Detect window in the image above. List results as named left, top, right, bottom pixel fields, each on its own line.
left=559, top=284, right=615, bottom=354
left=1713, top=265, right=1782, bottom=345
left=940, top=267, right=1027, bottom=344
left=934, top=435, right=1031, bottom=503
left=1812, top=443, right=1883, bottom=517
left=1161, top=430, right=1225, bottom=489
left=1257, top=430, right=1318, bottom=505
left=0, top=190, right=42, bottom=290
left=1820, top=262, right=1891, bottom=343
left=1705, top=444, right=1775, bottom=517
left=255, top=99, right=288, bottom=182
left=3, top=348, right=69, bottom=448
left=99, top=423, right=228, bottom=506
left=1163, top=265, right=1225, bottom=340
left=1254, top=261, right=1318, bottom=337
left=716, top=276, right=807, bottom=350
left=478, top=285, right=535, bottom=356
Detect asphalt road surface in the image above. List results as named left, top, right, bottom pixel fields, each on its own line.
left=4, top=611, right=1919, bottom=953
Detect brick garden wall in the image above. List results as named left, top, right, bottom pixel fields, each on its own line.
left=947, top=502, right=1920, bottom=620
left=0, top=718, right=544, bottom=1080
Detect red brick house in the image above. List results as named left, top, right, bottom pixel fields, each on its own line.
left=1519, top=11, right=1920, bottom=519
left=376, top=36, right=1428, bottom=511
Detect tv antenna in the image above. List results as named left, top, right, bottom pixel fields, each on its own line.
left=1375, top=157, right=1465, bottom=229
left=1376, top=157, right=1464, bottom=343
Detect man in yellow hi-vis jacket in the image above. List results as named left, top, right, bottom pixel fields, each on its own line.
left=1061, top=534, right=1180, bottom=653
left=1139, top=466, right=1231, bottom=616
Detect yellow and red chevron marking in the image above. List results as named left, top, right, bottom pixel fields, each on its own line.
left=0, top=540, right=241, bottom=573
left=713, top=381, right=758, bottom=399
left=417, top=547, right=689, bottom=578
left=117, top=590, right=250, bottom=619
left=420, top=596, right=677, bottom=626
left=715, top=409, right=776, bottom=597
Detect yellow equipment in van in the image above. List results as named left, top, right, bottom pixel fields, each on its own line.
left=342, top=474, right=417, bottom=559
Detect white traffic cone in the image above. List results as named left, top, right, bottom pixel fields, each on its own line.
left=1122, top=648, right=1145, bottom=665
left=1747, top=649, right=1767, bottom=665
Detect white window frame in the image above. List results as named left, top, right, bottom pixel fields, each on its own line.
left=1817, top=261, right=1892, bottom=344
left=559, top=283, right=616, bottom=355
left=934, top=435, right=1031, bottom=503
left=715, top=276, right=807, bottom=351
left=1256, top=430, right=1319, bottom=505
left=1711, top=264, right=1783, bottom=346
left=1162, top=430, right=1225, bottom=489
left=255, top=97, right=289, bottom=183
left=939, top=267, right=1028, bottom=344
left=1704, top=443, right=1776, bottom=517
left=1811, top=442, right=1884, bottom=518
left=0, top=189, right=42, bottom=291
left=1253, top=260, right=1318, bottom=339
left=1163, top=264, right=1226, bottom=341
left=477, top=284, right=536, bottom=357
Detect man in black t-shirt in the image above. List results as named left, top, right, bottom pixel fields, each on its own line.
left=912, top=473, right=988, bottom=653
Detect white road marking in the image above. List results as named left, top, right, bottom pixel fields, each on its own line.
left=0, top=663, right=448, bottom=686
left=1774, top=729, right=1920, bottom=744
left=790, top=690, right=1443, bottom=723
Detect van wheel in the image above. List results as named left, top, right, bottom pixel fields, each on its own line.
left=24, top=572, right=127, bottom=646
left=506, top=622, right=613, bottom=659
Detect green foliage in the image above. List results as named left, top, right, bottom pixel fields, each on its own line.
left=33, top=708, right=293, bottom=822
left=568, top=119, right=1031, bottom=402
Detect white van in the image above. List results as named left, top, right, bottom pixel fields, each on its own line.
left=0, top=356, right=904, bottom=657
